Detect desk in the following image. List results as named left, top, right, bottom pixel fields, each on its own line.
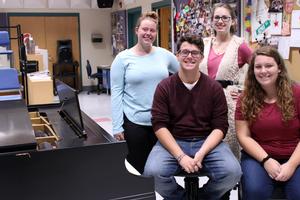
left=97, top=65, right=110, bottom=95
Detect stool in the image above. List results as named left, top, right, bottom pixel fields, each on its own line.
left=177, top=171, right=234, bottom=200
left=176, top=171, right=208, bottom=200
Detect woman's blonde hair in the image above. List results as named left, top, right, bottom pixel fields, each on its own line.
left=241, top=46, right=295, bottom=123
left=135, top=11, right=158, bottom=28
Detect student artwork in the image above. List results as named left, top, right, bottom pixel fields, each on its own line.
left=251, top=0, right=270, bottom=42
left=269, top=12, right=282, bottom=35
left=111, top=10, right=127, bottom=56
left=244, top=0, right=251, bottom=33
left=268, top=0, right=284, bottom=12
left=282, top=0, right=294, bottom=35
left=173, top=0, right=211, bottom=47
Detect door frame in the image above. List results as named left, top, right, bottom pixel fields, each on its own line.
left=152, top=0, right=172, bottom=51
left=127, top=7, right=141, bottom=48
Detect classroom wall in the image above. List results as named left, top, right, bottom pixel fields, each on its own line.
left=286, top=49, right=300, bottom=82
left=114, top=0, right=164, bottom=12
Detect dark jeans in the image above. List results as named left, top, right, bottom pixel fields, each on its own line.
left=123, top=116, right=157, bottom=174
left=241, top=152, right=300, bottom=200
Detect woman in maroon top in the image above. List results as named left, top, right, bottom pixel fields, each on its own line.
left=235, top=46, right=300, bottom=200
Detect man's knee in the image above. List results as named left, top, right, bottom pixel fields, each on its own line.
left=226, top=160, right=242, bottom=182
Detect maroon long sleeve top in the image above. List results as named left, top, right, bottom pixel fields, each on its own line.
left=151, top=73, right=228, bottom=139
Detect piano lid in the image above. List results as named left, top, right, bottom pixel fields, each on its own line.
left=0, top=99, right=36, bottom=153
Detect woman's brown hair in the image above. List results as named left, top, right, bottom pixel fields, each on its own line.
left=241, top=46, right=295, bottom=123
left=135, top=11, right=158, bottom=28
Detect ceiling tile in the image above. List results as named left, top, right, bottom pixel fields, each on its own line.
left=24, top=0, right=48, bottom=8
left=71, top=0, right=91, bottom=8
left=0, top=0, right=23, bottom=8
left=48, top=0, right=71, bottom=8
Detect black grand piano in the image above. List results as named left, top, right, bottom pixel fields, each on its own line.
left=0, top=80, right=155, bottom=200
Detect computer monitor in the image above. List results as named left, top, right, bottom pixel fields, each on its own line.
left=55, top=79, right=86, bottom=138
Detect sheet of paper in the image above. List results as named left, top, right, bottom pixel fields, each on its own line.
left=269, top=12, right=283, bottom=35
left=291, top=10, right=300, bottom=28
left=277, top=36, right=290, bottom=59
left=251, top=0, right=270, bottom=42
left=289, top=29, right=300, bottom=47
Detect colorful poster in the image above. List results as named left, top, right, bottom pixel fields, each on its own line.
left=268, top=0, right=284, bottom=12
left=251, top=0, right=270, bottom=42
left=269, top=12, right=282, bottom=35
left=173, top=0, right=211, bottom=49
left=282, top=0, right=295, bottom=35
left=111, top=10, right=127, bottom=56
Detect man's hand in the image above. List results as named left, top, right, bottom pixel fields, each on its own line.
left=114, top=132, right=125, bottom=141
left=179, top=155, right=199, bottom=173
left=193, top=150, right=205, bottom=169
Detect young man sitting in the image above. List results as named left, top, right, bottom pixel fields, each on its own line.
left=143, top=34, right=241, bottom=200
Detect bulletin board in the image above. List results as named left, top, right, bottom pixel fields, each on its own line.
left=173, top=0, right=241, bottom=51
left=244, top=0, right=300, bottom=81
left=111, top=10, right=127, bottom=56
left=246, top=0, right=300, bottom=56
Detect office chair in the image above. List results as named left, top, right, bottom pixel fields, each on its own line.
left=0, top=68, right=22, bottom=101
left=86, top=60, right=103, bottom=95
left=0, top=31, right=14, bottom=67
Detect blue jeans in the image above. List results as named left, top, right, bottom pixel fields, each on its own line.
left=241, top=152, right=300, bottom=200
left=143, top=139, right=242, bottom=200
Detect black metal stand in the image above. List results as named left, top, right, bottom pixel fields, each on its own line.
left=0, top=25, right=29, bottom=105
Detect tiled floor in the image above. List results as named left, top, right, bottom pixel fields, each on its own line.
left=78, top=92, right=113, bottom=135
left=78, top=91, right=238, bottom=200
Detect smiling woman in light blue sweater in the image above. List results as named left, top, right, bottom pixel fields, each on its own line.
left=110, top=11, right=179, bottom=174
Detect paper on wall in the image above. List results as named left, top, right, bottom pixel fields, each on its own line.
left=251, top=0, right=270, bottom=42
left=289, top=29, right=300, bottom=47
left=277, top=36, right=290, bottom=59
left=269, top=12, right=283, bottom=35
left=291, top=10, right=300, bottom=28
